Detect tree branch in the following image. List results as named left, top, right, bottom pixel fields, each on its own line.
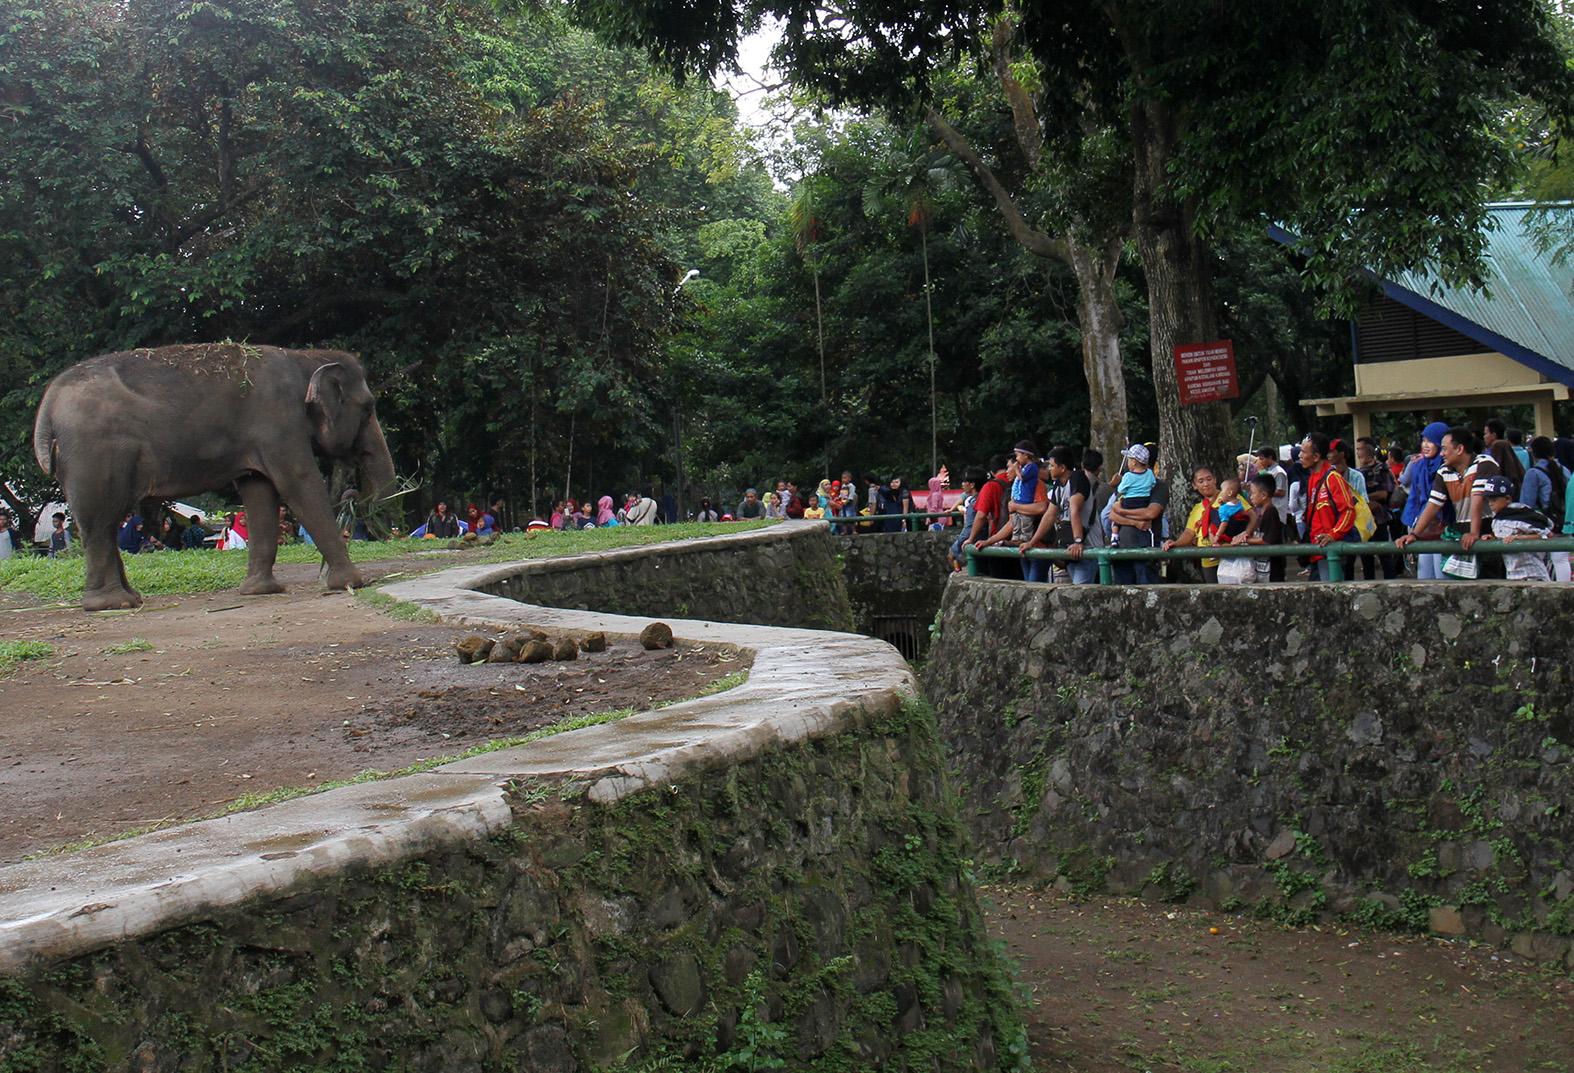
left=170, top=179, right=269, bottom=249
left=991, top=9, right=1044, bottom=171
left=925, top=106, right=1067, bottom=264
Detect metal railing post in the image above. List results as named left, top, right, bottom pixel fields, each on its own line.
left=1326, top=544, right=1345, bottom=582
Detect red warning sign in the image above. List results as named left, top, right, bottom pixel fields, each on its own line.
left=1174, top=340, right=1239, bottom=405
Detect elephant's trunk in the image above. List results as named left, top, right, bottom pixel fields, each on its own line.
left=355, top=416, right=398, bottom=506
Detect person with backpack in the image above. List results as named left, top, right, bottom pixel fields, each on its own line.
left=1522, top=435, right=1570, bottom=580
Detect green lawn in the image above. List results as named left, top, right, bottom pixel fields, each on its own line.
left=0, top=521, right=773, bottom=603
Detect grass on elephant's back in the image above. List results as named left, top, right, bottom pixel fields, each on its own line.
left=0, top=521, right=775, bottom=602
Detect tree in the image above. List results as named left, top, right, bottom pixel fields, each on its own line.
left=922, top=7, right=1134, bottom=469
left=672, top=112, right=1106, bottom=491
left=571, top=0, right=1574, bottom=486
left=0, top=0, right=701, bottom=516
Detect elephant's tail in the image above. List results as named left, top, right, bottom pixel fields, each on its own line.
left=33, top=404, right=57, bottom=476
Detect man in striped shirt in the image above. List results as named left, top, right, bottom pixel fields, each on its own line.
left=1397, top=426, right=1499, bottom=553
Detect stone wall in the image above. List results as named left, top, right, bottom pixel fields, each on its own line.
left=923, top=578, right=1574, bottom=965
left=478, top=522, right=853, bottom=634
left=0, top=524, right=1021, bottom=1069
left=835, top=531, right=955, bottom=659
left=0, top=703, right=1015, bottom=1072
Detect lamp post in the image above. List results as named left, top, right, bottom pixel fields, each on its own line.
left=672, top=270, right=700, bottom=518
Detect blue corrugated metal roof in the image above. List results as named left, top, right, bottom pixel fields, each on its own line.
left=1270, top=205, right=1574, bottom=388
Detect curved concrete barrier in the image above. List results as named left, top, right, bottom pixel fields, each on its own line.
left=0, top=524, right=915, bottom=970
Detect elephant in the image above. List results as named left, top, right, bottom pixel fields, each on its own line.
left=34, top=344, right=398, bottom=611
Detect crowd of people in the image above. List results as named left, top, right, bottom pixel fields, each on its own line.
left=8, top=417, right=1570, bottom=586
left=947, top=418, right=1574, bottom=584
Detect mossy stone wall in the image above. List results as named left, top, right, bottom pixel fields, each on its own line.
left=479, top=527, right=853, bottom=633
left=923, top=579, right=1574, bottom=965
left=835, top=531, right=954, bottom=656
left=0, top=704, right=1021, bottom=1071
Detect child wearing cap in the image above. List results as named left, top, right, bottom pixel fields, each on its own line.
left=1110, top=443, right=1156, bottom=544
left=1007, top=441, right=1041, bottom=545
left=1484, top=475, right=1554, bottom=581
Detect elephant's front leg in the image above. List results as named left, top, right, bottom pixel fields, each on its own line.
left=273, top=470, right=367, bottom=593
left=235, top=476, right=287, bottom=595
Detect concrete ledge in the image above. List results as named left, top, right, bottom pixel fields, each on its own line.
left=0, top=523, right=914, bottom=971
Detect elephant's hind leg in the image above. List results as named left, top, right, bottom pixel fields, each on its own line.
left=75, top=484, right=142, bottom=611
left=235, top=476, right=286, bottom=595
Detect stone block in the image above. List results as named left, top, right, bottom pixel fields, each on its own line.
left=1264, top=829, right=1297, bottom=860
left=1511, top=932, right=1570, bottom=964
left=1429, top=905, right=1467, bottom=935
left=650, top=951, right=705, bottom=1017
left=795, top=986, right=841, bottom=1058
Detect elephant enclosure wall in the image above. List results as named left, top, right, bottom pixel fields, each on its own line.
left=923, top=578, right=1574, bottom=967
left=0, top=704, right=1014, bottom=1071
left=0, top=522, right=1021, bottom=1070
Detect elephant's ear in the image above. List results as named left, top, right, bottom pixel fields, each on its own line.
left=305, top=362, right=357, bottom=454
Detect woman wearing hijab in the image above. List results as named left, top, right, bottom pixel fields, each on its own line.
left=815, top=479, right=833, bottom=512
left=595, top=495, right=617, bottom=526
left=926, top=467, right=951, bottom=529
left=219, top=511, right=250, bottom=550
left=1401, top=421, right=1451, bottom=579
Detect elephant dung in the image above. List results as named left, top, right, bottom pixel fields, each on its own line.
left=487, top=637, right=522, bottom=663
left=518, top=641, right=553, bottom=664
left=551, top=637, right=579, bottom=661
left=529, top=629, right=550, bottom=642
left=582, top=632, right=608, bottom=653
left=640, top=622, right=674, bottom=650
left=456, top=636, right=494, bottom=664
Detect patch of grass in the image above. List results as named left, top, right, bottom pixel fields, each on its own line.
left=103, top=637, right=156, bottom=655
left=353, top=588, right=440, bottom=622
left=0, top=523, right=773, bottom=602
left=1314, top=1041, right=1475, bottom=1073
left=690, top=669, right=748, bottom=698
left=0, top=640, right=54, bottom=677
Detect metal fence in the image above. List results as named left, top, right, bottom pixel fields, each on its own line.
left=965, top=536, right=1574, bottom=583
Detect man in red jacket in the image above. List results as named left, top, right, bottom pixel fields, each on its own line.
left=1302, top=431, right=1356, bottom=581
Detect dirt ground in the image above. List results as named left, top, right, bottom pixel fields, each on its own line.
left=986, top=884, right=1574, bottom=1072
left=0, top=553, right=747, bottom=863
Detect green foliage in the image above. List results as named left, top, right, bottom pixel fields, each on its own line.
left=1349, top=889, right=1439, bottom=934
left=573, top=0, right=1574, bottom=485
left=0, top=0, right=783, bottom=512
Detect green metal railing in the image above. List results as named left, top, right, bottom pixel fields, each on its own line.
left=817, top=510, right=958, bottom=529
left=962, top=536, right=1574, bottom=583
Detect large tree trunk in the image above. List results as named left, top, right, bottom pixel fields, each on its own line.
left=1129, top=95, right=1236, bottom=496
left=1065, top=232, right=1130, bottom=476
